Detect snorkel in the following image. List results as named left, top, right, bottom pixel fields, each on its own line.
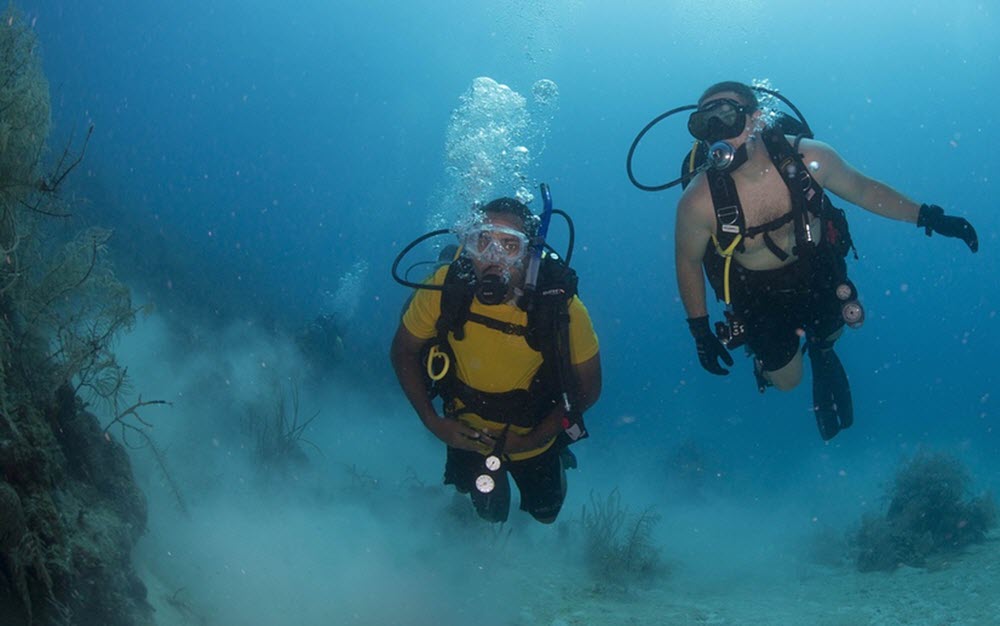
left=520, top=183, right=578, bottom=432
left=521, top=182, right=553, bottom=304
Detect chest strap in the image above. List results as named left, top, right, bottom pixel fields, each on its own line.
left=465, top=312, right=527, bottom=337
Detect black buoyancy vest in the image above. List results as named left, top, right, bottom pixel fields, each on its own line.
left=699, top=128, right=856, bottom=303
left=430, top=253, right=579, bottom=429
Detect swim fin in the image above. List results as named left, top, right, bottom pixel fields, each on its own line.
left=808, top=344, right=853, bottom=440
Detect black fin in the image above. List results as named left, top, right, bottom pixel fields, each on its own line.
left=809, top=346, right=853, bottom=440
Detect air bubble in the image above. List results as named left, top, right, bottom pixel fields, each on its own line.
left=532, top=79, right=559, bottom=107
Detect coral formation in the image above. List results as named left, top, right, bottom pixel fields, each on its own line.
left=853, top=451, right=996, bottom=572
left=0, top=6, right=152, bottom=624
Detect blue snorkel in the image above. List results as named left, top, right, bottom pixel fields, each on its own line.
left=522, top=182, right=553, bottom=301
left=519, top=184, right=582, bottom=440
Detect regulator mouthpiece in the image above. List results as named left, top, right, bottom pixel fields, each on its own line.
left=475, top=273, right=507, bottom=305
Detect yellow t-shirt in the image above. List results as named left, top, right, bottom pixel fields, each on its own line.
left=403, top=265, right=599, bottom=459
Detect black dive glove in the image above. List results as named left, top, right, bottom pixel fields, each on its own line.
left=687, top=316, right=734, bottom=376
left=917, top=204, right=978, bottom=253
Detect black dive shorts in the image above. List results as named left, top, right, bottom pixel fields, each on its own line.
left=444, top=443, right=565, bottom=523
left=730, top=253, right=847, bottom=371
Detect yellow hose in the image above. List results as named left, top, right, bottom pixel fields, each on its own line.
left=712, top=234, right=743, bottom=304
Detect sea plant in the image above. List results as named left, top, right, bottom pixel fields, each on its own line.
left=853, top=451, right=996, bottom=572
left=579, top=488, right=666, bottom=590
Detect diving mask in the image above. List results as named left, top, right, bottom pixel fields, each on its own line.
left=688, top=98, right=753, bottom=142
left=462, top=225, right=530, bottom=266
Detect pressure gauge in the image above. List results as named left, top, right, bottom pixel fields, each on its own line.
left=475, top=474, right=495, bottom=494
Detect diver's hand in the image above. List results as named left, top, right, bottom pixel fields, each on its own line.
left=429, top=417, right=494, bottom=452
left=499, top=430, right=542, bottom=455
left=918, top=204, right=978, bottom=253
left=687, top=316, right=734, bottom=376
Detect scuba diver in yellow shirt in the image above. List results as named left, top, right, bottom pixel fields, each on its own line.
left=391, top=189, right=601, bottom=523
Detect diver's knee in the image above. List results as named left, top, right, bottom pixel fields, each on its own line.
left=770, top=374, right=801, bottom=391
left=767, top=354, right=804, bottom=390
left=528, top=499, right=563, bottom=525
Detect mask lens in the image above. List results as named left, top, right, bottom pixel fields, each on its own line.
left=465, top=226, right=528, bottom=264
left=688, top=99, right=746, bottom=141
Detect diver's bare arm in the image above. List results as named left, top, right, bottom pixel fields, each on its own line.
left=574, top=353, right=602, bottom=414
left=803, top=140, right=920, bottom=223
left=390, top=324, right=438, bottom=425
left=675, top=195, right=713, bottom=318
left=391, top=324, right=484, bottom=450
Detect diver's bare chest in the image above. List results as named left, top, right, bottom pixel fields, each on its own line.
left=736, top=177, right=791, bottom=228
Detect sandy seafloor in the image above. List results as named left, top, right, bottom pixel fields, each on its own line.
left=112, top=318, right=1000, bottom=626
left=521, top=538, right=1000, bottom=626
left=137, top=528, right=999, bottom=626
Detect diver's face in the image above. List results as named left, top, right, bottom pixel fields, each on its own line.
left=466, top=212, right=528, bottom=289
left=694, top=91, right=758, bottom=145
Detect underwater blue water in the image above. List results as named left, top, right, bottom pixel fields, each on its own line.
left=17, top=0, right=1000, bottom=620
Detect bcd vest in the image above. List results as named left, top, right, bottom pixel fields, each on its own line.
left=684, top=127, right=857, bottom=304
left=426, top=253, right=584, bottom=438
